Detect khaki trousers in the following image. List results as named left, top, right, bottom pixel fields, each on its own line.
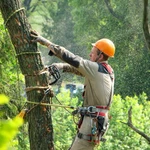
left=70, top=116, right=96, bottom=150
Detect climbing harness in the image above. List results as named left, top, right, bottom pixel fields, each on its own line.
left=73, top=106, right=109, bottom=144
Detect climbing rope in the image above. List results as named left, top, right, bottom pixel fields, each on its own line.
left=17, top=84, right=81, bottom=127
left=25, top=86, right=51, bottom=92
left=4, top=7, right=25, bottom=26
left=19, top=89, right=76, bottom=120
left=16, top=52, right=41, bottom=57
left=18, top=65, right=71, bottom=119
left=26, top=100, right=75, bottom=109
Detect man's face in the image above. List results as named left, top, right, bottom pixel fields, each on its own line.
left=89, top=47, right=98, bottom=62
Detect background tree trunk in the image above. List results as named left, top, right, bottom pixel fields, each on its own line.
left=0, top=0, right=54, bottom=150
left=143, top=0, right=150, bottom=50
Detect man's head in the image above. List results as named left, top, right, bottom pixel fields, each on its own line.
left=90, top=38, right=115, bottom=62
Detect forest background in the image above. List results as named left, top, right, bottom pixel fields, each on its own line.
left=0, top=0, right=150, bottom=150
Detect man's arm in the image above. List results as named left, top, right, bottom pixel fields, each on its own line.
left=53, top=63, right=84, bottom=77
left=30, top=30, right=96, bottom=78
left=31, top=30, right=82, bottom=68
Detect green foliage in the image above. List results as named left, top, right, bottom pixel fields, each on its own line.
left=0, top=13, right=27, bottom=149
left=12, top=124, right=30, bottom=150
left=0, top=94, right=9, bottom=104
left=0, top=13, right=26, bottom=118
left=0, top=94, right=23, bottom=150
left=52, top=89, right=81, bottom=149
left=99, top=93, right=150, bottom=150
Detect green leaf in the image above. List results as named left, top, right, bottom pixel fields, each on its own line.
left=0, top=94, right=9, bottom=105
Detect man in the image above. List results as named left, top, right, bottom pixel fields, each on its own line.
left=31, top=31, right=115, bottom=150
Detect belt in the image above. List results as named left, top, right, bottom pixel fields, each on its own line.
left=79, top=106, right=108, bottom=114
left=72, top=106, right=109, bottom=116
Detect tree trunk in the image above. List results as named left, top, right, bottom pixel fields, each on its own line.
left=143, top=0, right=150, bottom=50
left=0, top=0, right=54, bottom=150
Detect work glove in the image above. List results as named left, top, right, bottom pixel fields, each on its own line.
left=30, top=30, right=51, bottom=47
left=30, top=30, right=54, bottom=55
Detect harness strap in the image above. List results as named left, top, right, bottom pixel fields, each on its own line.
left=101, top=63, right=114, bottom=108
left=77, top=132, right=106, bottom=143
left=78, top=132, right=92, bottom=141
left=96, top=106, right=109, bottom=110
left=101, top=63, right=113, bottom=74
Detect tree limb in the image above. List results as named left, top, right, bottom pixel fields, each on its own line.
left=121, top=106, right=150, bottom=143
left=104, top=0, right=124, bottom=21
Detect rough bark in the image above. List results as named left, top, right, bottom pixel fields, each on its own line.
left=143, top=0, right=150, bottom=50
left=0, top=0, right=54, bottom=150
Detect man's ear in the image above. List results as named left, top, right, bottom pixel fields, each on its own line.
left=97, top=53, right=103, bottom=61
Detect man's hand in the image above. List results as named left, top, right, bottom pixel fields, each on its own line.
left=30, top=30, right=51, bottom=47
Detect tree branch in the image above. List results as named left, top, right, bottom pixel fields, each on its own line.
left=104, top=0, right=124, bottom=21
left=121, top=106, right=150, bottom=143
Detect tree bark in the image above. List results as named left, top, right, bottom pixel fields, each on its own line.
left=143, top=0, right=150, bottom=50
left=0, top=0, right=54, bottom=150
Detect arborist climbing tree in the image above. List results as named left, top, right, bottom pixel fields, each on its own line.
left=31, top=30, right=116, bottom=150
left=0, top=0, right=54, bottom=150
left=0, top=0, right=150, bottom=150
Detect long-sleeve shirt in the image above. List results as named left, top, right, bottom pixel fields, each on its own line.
left=48, top=44, right=114, bottom=107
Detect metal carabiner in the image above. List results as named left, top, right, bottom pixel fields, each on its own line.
left=87, top=106, right=97, bottom=113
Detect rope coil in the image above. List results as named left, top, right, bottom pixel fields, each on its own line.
left=4, top=7, right=25, bottom=26
left=25, top=86, right=51, bottom=92
left=16, top=51, right=41, bottom=56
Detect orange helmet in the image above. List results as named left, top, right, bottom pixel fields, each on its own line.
left=92, top=38, right=115, bottom=57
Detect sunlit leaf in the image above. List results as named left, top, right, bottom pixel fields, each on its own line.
left=0, top=94, right=9, bottom=104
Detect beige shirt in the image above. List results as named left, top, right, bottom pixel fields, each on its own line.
left=49, top=44, right=114, bottom=107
